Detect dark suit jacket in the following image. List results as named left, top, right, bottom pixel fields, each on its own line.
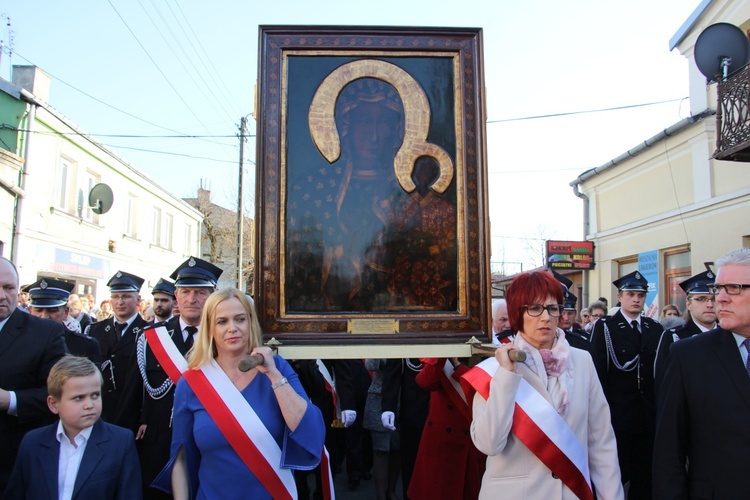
left=0, top=309, right=66, bottom=491
left=3, top=419, right=142, bottom=500
left=653, top=319, right=704, bottom=394
left=653, top=328, right=750, bottom=499
left=87, top=315, right=149, bottom=433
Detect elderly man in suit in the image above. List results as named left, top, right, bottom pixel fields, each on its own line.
left=0, top=258, right=67, bottom=491
left=654, top=248, right=750, bottom=498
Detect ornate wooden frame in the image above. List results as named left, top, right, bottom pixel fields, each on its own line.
left=255, top=26, right=490, bottom=345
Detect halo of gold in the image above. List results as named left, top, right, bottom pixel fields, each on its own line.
left=308, top=59, right=454, bottom=193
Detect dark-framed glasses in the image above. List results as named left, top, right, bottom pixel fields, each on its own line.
left=690, top=296, right=716, bottom=303
left=708, top=283, right=750, bottom=295
left=523, top=304, right=564, bottom=317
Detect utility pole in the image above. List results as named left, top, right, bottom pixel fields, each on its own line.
left=236, top=116, right=247, bottom=291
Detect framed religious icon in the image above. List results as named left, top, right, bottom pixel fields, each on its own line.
left=255, top=26, right=491, bottom=345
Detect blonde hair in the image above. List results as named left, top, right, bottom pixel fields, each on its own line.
left=47, top=355, right=102, bottom=400
left=188, top=288, right=262, bottom=369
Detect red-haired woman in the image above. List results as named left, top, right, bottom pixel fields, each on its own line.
left=466, top=271, right=623, bottom=499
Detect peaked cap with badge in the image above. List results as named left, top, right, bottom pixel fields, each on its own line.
left=23, top=278, right=75, bottom=308
left=552, top=270, right=577, bottom=310
left=678, top=270, right=715, bottom=295
left=107, top=271, right=145, bottom=292
left=151, top=277, right=176, bottom=297
left=613, top=270, right=649, bottom=292
left=170, top=256, right=223, bottom=288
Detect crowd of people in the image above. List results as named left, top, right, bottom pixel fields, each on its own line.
left=1, top=247, right=750, bottom=499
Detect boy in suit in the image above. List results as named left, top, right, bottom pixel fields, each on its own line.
left=3, top=355, right=142, bottom=500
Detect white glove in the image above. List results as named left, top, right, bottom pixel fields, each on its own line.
left=381, top=411, right=396, bottom=430
left=341, top=410, right=357, bottom=428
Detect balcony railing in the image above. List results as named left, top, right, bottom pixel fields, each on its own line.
left=715, top=63, right=750, bottom=161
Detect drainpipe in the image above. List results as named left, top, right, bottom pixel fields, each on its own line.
left=11, top=100, right=35, bottom=264
left=572, top=183, right=590, bottom=309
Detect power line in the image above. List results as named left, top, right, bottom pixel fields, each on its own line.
left=136, top=0, right=237, bottom=124
left=12, top=49, right=231, bottom=147
left=5, top=127, right=255, bottom=139
left=487, top=97, right=687, bottom=123
left=101, top=142, right=239, bottom=163
left=106, top=0, right=226, bottom=152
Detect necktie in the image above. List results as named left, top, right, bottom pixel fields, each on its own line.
left=631, top=320, right=640, bottom=333
left=115, top=322, right=127, bottom=336
left=743, top=339, right=750, bottom=377
left=184, top=326, right=197, bottom=350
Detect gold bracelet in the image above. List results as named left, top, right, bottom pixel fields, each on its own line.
left=271, top=377, right=288, bottom=390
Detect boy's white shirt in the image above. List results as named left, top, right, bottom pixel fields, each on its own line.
left=55, top=420, right=94, bottom=500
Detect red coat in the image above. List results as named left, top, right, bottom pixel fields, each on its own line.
left=407, top=358, right=486, bottom=500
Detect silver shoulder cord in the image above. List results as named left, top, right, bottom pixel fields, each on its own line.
left=137, top=333, right=174, bottom=399
left=603, top=322, right=640, bottom=371
left=405, top=358, right=423, bottom=372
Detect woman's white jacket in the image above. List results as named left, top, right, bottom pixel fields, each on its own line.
left=471, top=346, right=623, bottom=500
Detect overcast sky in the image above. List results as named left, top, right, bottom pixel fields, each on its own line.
left=2, top=0, right=701, bottom=271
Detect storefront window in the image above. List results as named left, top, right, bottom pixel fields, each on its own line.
left=665, top=247, right=691, bottom=314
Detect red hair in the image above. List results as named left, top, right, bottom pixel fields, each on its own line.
left=506, top=271, right=564, bottom=332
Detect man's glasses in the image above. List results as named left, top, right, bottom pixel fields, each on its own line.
left=690, top=296, right=716, bottom=303
left=708, top=283, right=750, bottom=295
left=590, top=313, right=604, bottom=319
left=523, top=304, right=563, bottom=317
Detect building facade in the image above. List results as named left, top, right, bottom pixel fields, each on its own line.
left=0, top=66, right=203, bottom=299
left=570, top=0, right=750, bottom=315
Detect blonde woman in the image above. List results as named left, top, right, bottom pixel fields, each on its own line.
left=166, top=288, right=325, bottom=499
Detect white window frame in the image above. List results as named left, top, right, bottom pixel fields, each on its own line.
left=151, top=207, right=162, bottom=246
left=163, top=213, right=174, bottom=250
left=78, top=170, right=98, bottom=222
left=125, top=195, right=137, bottom=238
left=56, top=158, right=72, bottom=211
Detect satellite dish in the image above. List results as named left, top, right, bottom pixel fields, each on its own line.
left=694, top=22, right=750, bottom=82
left=88, top=183, right=114, bottom=215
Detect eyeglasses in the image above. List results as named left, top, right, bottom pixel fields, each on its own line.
left=689, top=296, right=716, bottom=303
left=708, top=283, right=750, bottom=295
left=523, top=304, right=563, bottom=317
left=590, top=313, right=604, bottom=319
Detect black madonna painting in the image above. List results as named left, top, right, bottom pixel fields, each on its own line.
left=256, top=27, right=490, bottom=341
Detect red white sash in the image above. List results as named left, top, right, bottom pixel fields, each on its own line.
left=316, top=359, right=340, bottom=419
left=462, top=357, right=593, bottom=500
left=145, top=325, right=297, bottom=499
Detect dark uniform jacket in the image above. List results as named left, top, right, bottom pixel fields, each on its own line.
left=87, top=314, right=148, bottom=434
left=63, top=327, right=101, bottom=365
left=565, top=323, right=592, bottom=352
left=654, top=328, right=750, bottom=499
left=653, top=319, right=706, bottom=393
left=138, top=316, right=192, bottom=488
left=590, top=310, right=662, bottom=435
left=0, top=309, right=66, bottom=491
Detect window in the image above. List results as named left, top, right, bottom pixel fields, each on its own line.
left=618, top=257, right=638, bottom=278
left=55, top=158, right=72, bottom=211
left=78, top=171, right=98, bottom=222
left=184, top=224, right=192, bottom=255
left=125, top=195, right=137, bottom=238
left=151, top=207, right=162, bottom=246
left=664, top=247, right=691, bottom=313
left=163, top=213, right=173, bottom=250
